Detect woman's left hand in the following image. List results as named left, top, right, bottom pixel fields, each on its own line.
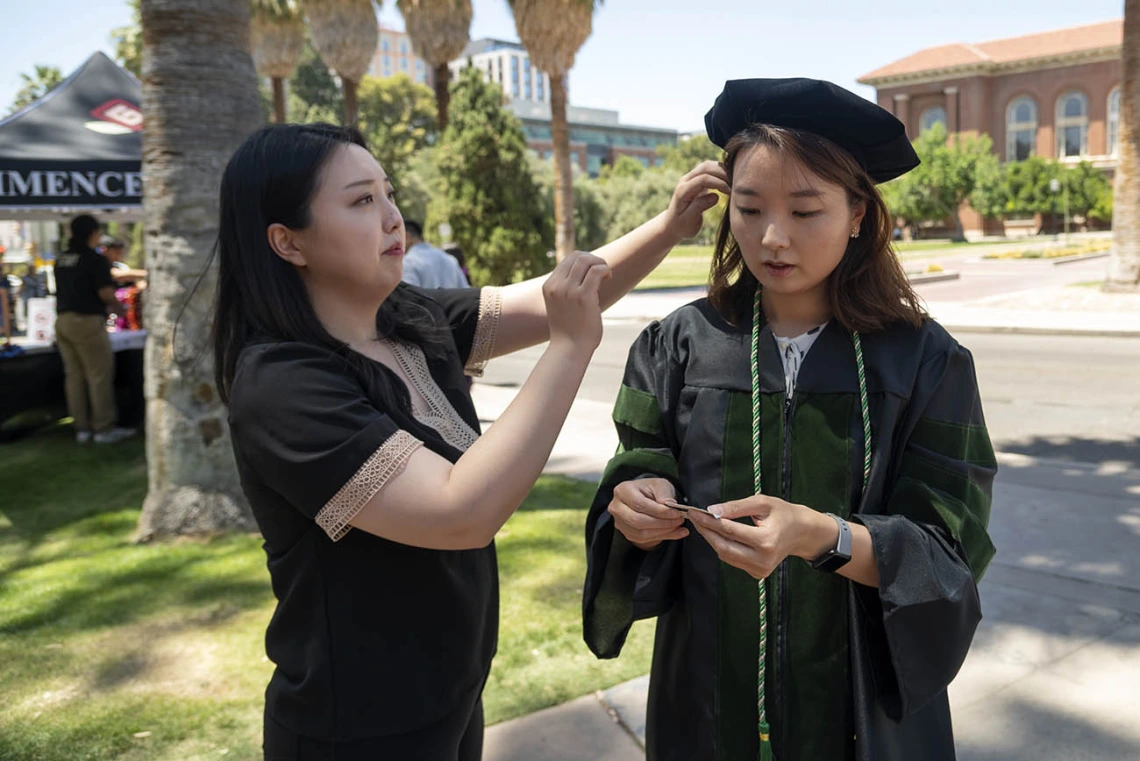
left=686, top=496, right=835, bottom=580
left=663, top=161, right=731, bottom=242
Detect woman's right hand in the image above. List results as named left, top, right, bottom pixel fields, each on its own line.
left=609, top=478, right=689, bottom=551
left=543, top=251, right=611, bottom=353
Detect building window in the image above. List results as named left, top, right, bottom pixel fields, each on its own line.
left=416, top=60, right=423, bottom=73
left=400, top=59, right=408, bottom=71
left=1108, top=87, right=1122, bottom=157
left=382, top=39, right=390, bottom=53
left=511, top=56, right=519, bottom=83
left=537, top=76, right=545, bottom=101
left=1055, top=91, right=1089, bottom=158
left=919, top=106, right=947, bottom=134
left=400, top=41, right=408, bottom=55
left=570, top=151, right=580, bottom=166
left=1005, top=96, right=1037, bottom=162
left=525, top=85, right=532, bottom=99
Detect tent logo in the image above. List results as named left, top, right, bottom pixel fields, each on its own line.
left=86, top=99, right=143, bottom=135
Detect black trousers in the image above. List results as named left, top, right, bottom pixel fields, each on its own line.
left=264, top=699, right=484, bottom=761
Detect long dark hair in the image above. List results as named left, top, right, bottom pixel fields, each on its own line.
left=708, top=124, right=925, bottom=332
left=212, top=122, right=442, bottom=405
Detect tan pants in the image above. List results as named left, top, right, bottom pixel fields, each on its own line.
left=55, top=312, right=117, bottom=434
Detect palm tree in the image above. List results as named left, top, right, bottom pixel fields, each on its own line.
left=301, top=0, right=380, bottom=126
left=396, top=0, right=472, bottom=129
left=252, top=0, right=307, bottom=123
left=508, top=0, right=599, bottom=261
left=1107, top=0, right=1140, bottom=292
left=136, top=0, right=264, bottom=540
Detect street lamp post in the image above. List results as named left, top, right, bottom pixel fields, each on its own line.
left=1049, top=177, right=1061, bottom=240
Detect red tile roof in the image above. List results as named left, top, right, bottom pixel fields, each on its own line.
left=859, top=19, right=1123, bottom=83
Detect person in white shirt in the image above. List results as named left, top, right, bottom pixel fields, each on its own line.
left=402, top=220, right=470, bottom=289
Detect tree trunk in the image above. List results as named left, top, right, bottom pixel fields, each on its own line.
left=950, top=208, right=966, bottom=243
left=272, top=76, right=286, bottom=123
left=433, top=63, right=451, bottom=131
left=343, top=77, right=359, bottom=127
left=1107, top=0, right=1140, bottom=292
left=550, top=72, right=576, bottom=261
left=136, top=0, right=263, bottom=540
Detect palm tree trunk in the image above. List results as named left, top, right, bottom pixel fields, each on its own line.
left=343, top=77, right=360, bottom=126
left=1107, top=0, right=1140, bottom=292
left=550, top=72, right=575, bottom=261
left=272, top=76, right=287, bottom=123
left=136, top=0, right=263, bottom=540
left=433, top=63, right=451, bottom=130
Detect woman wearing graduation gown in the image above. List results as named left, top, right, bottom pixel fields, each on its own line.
left=583, top=79, right=997, bottom=761
left=213, top=123, right=727, bottom=760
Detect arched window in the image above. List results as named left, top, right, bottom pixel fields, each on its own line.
left=920, top=106, right=947, bottom=134
left=1006, top=96, right=1037, bottom=161
left=1055, top=91, right=1089, bottom=158
left=1108, top=87, right=1122, bottom=156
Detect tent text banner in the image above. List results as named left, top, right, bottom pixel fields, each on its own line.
left=0, top=162, right=142, bottom=206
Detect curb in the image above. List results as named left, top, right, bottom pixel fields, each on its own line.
left=1052, top=252, right=1111, bottom=266
left=940, top=323, right=1140, bottom=338
left=907, top=271, right=961, bottom=284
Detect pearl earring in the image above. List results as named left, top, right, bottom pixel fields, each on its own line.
left=850, top=229, right=860, bottom=239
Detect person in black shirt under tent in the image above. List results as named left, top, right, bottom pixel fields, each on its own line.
left=53, top=214, right=136, bottom=444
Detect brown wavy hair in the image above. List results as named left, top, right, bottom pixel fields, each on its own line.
left=708, top=124, right=925, bottom=332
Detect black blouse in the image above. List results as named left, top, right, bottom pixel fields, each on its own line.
left=228, top=285, right=503, bottom=742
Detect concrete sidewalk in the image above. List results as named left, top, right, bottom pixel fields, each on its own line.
left=478, top=383, right=1140, bottom=761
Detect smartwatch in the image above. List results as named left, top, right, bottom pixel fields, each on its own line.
left=810, top=513, right=853, bottom=573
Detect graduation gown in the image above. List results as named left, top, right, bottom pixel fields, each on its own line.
left=583, top=298, right=996, bottom=761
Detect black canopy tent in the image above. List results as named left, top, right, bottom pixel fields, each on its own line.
left=0, top=52, right=142, bottom=222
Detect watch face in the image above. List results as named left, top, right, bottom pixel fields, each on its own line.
left=813, top=551, right=852, bottom=573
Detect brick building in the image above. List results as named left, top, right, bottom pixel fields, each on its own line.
left=369, top=26, right=433, bottom=87
left=859, top=20, right=1123, bottom=236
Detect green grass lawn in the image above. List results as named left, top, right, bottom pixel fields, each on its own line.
left=0, top=425, right=653, bottom=760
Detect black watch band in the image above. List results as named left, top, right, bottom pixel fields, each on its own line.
left=810, top=513, right=853, bottom=573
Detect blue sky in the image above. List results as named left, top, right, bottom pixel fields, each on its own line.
left=1, top=0, right=1124, bottom=132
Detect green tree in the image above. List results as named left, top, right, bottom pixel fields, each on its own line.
left=251, top=0, right=306, bottom=123
left=394, top=148, right=438, bottom=229
left=111, top=0, right=143, bottom=78
left=529, top=155, right=607, bottom=250
left=508, top=0, right=601, bottom=260
left=356, top=73, right=437, bottom=179
left=395, top=0, right=472, bottom=129
left=1065, top=161, right=1114, bottom=222
left=598, top=154, right=646, bottom=181
left=657, top=134, right=721, bottom=173
left=288, top=35, right=343, bottom=122
left=9, top=65, right=64, bottom=114
left=593, top=168, right=681, bottom=242
left=301, top=0, right=378, bottom=126
left=428, top=66, right=550, bottom=285
left=885, top=123, right=998, bottom=241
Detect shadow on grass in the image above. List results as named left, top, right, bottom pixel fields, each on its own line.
left=0, top=424, right=148, bottom=543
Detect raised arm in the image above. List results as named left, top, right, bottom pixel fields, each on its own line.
left=490, top=162, right=729, bottom=357
left=347, top=253, right=612, bottom=550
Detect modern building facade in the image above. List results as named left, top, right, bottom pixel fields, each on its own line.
left=508, top=100, right=678, bottom=178
left=449, top=38, right=552, bottom=105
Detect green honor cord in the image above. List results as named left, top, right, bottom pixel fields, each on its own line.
left=750, top=289, right=871, bottom=760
